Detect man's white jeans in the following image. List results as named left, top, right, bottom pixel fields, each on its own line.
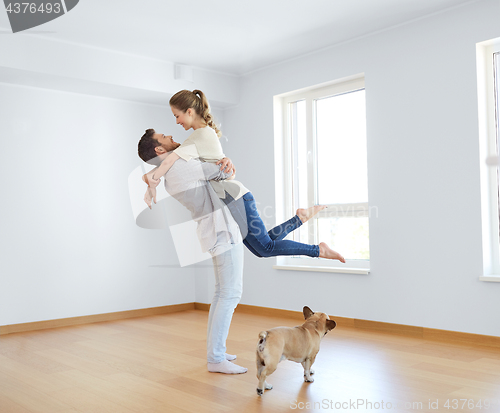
left=206, top=242, right=244, bottom=363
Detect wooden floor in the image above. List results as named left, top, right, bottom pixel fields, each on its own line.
left=1, top=310, right=500, bottom=413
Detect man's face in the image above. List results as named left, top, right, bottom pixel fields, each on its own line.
left=153, top=133, right=181, bottom=153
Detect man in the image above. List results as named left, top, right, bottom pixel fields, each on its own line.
left=137, top=129, right=247, bottom=375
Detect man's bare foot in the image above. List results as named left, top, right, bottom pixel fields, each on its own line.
left=319, top=242, right=346, bottom=263
left=297, top=205, right=326, bottom=223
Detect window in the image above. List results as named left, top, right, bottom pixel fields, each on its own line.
left=273, top=75, right=371, bottom=274
left=477, top=38, right=500, bottom=282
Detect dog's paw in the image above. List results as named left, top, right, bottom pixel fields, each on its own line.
left=310, top=369, right=315, bottom=375
left=304, top=376, right=314, bottom=383
left=257, top=388, right=264, bottom=396
left=265, top=382, right=273, bottom=390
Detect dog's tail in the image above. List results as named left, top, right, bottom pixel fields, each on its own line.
left=257, top=331, right=268, bottom=353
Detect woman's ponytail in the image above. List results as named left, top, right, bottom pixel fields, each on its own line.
left=193, top=90, right=221, bottom=138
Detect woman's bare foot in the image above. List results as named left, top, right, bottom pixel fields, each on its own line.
left=297, top=205, right=326, bottom=223
left=319, top=242, right=346, bottom=263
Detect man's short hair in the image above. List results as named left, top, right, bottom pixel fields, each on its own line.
left=138, top=129, right=161, bottom=166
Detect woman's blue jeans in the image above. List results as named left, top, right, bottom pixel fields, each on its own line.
left=241, top=192, right=320, bottom=258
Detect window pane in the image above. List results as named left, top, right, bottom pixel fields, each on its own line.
left=318, top=217, right=370, bottom=260
left=290, top=100, right=310, bottom=244
left=495, top=52, right=499, bottom=143
left=494, top=52, right=500, bottom=233
left=316, top=90, right=368, bottom=205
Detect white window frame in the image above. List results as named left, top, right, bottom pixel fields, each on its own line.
left=273, top=74, right=370, bottom=274
left=477, top=38, right=500, bottom=282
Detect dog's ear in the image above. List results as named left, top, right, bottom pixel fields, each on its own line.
left=303, top=306, right=314, bottom=320
left=326, top=319, right=337, bottom=331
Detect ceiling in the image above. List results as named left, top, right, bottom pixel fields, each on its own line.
left=0, top=0, right=480, bottom=75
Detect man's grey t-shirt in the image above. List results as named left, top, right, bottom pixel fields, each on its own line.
left=163, top=157, right=242, bottom=255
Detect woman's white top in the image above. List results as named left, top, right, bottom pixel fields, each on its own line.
left=173, top=126, right=249, bottom=200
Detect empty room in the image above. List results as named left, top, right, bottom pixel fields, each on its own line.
left=1, top=0, right=500, bottom=412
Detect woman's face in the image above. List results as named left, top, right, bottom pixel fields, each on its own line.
left=171, top=106, right=194, bottom=130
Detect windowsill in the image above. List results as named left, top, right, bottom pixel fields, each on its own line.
left=273, top=265, right=370, bottom=275
left=479, top=275, right=500, bottom=282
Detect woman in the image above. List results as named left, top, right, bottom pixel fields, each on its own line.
left=145, top=89, right=345, bottom=262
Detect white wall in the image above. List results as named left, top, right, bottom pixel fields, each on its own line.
left=0, top=83, right=226, bottom=326
left=0, top=34, right=240, bottom=108
left=221, top=0, right=500, bottom=336
left=3, top=0, right=499, bottom=337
